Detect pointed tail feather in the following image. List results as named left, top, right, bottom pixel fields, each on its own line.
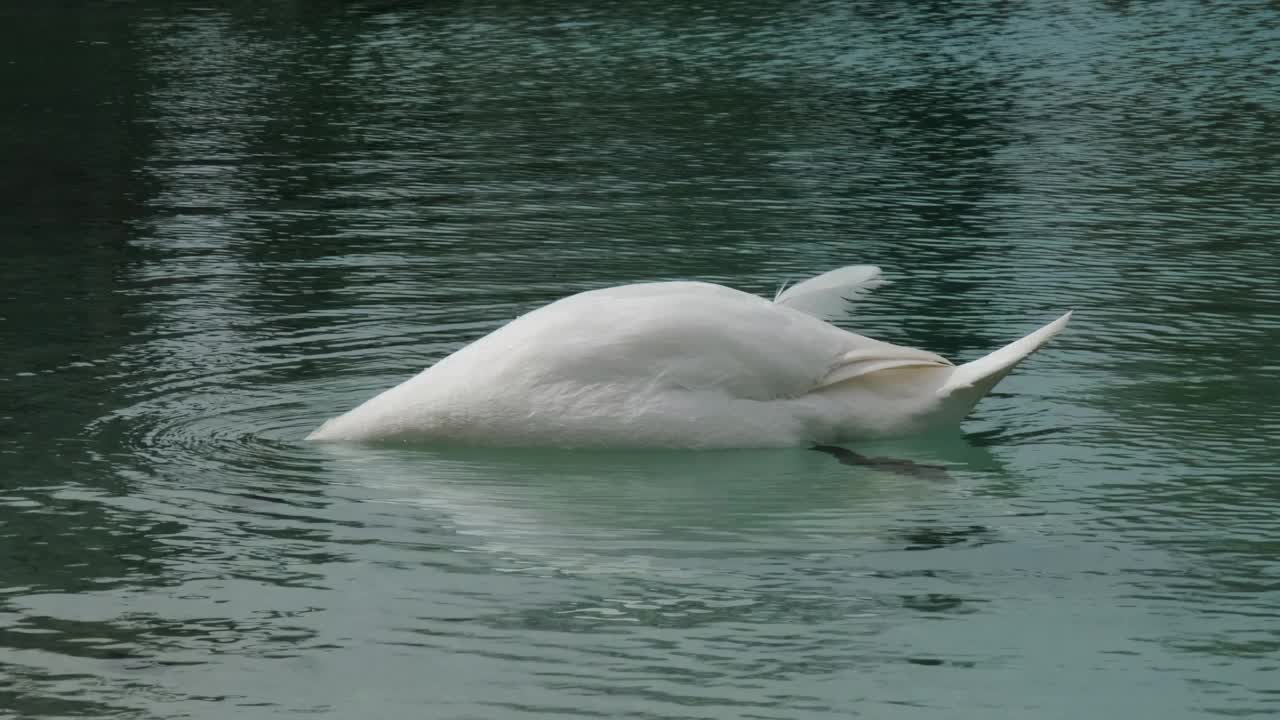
left=936, top=311, right=1072, bottom=413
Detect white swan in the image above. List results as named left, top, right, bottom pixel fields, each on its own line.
left=307, top=266, right=1071, bottom=448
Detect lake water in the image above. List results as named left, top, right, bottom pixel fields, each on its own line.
left=2, top=1, right=1278, bottom=718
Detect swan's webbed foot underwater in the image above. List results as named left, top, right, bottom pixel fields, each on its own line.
left=811, top=444, right=950, bottom=480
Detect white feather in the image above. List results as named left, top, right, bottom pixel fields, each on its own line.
left=773, top=264, right=887, bottom=320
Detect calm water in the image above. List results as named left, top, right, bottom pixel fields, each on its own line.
left=3, top=1, right=1279, bottom=717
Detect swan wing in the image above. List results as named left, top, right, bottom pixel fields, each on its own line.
left=815, top=337, right=953, bottom=388
left=485, top=285, right=861, bottom=401
left=533, top=282, right=950, bottom=399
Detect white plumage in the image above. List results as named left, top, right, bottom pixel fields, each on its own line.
left=307, top=266, right=1071, bottom=448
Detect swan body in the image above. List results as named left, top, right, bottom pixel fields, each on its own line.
left=307, top=266, right=1070, bottom=448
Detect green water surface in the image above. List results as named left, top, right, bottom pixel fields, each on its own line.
left=2, top=1, right=1278, bottom=718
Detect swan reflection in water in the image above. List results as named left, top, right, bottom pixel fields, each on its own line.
left=311, top=431, right=1026, bottom=582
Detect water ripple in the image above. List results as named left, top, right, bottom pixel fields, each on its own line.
left=1, top=0, right=1278, bottom=717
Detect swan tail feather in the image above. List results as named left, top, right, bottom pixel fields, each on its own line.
left=774, top=265, right=886, bottom=320
left=936, top=311, right=1073, bottom=412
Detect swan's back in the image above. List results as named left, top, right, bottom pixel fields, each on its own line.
left=494, top=282, right=854, bottom=400
left=310, top=281, right=857, bottom=446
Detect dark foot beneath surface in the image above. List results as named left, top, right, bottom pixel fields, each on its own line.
left=811, top=444, right=950, bottom=480
left=893, top=524, right=993, bottom=550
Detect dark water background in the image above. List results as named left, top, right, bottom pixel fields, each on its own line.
left=2, top=1, right=1278, bottom=718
